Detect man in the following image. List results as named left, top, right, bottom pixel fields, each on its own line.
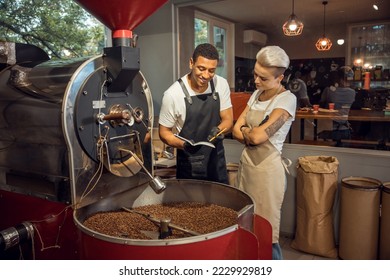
left=318, top=66, right=356, bottom=144
left=320, top=66, right=356, bottom=111
left=285, top=69, right=312, bottom=109
left=158, top=43, right=233, bottom=184
left=288, top=77, right=312, bottom=109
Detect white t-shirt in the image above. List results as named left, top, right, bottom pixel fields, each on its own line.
left=247, top=89, right=297, bottom=153
left=159, top=74, right=232, bottom=133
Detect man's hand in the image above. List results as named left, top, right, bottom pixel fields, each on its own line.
left=207, top=126, right=224, bottom=143
left=183, top=141, right=198, bottom=153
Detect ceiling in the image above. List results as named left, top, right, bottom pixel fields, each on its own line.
left=183, top=0, right=390, bottom=35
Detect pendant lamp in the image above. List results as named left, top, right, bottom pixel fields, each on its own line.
left=315, top=1, right=332, bottom=51
left=282, top=0, right=304, bottom=36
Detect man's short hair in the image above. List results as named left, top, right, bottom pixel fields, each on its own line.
left=192, top=43, right=219, bottom=62
left=330, top=66, right=354, bottom=85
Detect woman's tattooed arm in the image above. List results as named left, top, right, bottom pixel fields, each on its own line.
left=265, top=114, right=288, bottom=138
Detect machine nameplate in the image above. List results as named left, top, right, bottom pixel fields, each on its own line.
left=92, top=100, right=106, bottom=109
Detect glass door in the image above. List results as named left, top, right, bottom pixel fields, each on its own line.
left=214, top=25, right=227, bottom=78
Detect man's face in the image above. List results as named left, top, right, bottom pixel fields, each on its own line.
left=189, top=56, right=218, bottom=90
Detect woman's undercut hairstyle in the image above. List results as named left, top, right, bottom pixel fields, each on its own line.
left=256, top=46, right=290, bottom=77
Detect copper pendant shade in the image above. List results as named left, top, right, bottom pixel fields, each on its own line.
left=283, top=0, right=304, bottom=36
left=316, top=1, right=332, bottom=51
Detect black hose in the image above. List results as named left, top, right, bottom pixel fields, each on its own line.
left=0, top=234, right=5, bottom=251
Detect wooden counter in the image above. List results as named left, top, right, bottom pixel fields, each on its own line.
left=295, top=109, right=390, bottom=122
left=293, top=109, right=390, bottom=144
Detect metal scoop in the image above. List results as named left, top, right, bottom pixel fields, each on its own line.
left=119, top=148, right=166, bottom=194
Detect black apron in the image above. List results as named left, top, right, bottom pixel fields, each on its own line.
left=176, top=78, right=228, bottom=184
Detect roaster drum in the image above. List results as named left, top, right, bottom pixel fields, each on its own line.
left=74, top=179, right=266, bottom=259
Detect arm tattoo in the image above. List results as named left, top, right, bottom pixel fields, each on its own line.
left=265, top=115, right=287, bottom=138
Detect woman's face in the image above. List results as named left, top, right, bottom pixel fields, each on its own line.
left=253, top=61, right=282, bottom=91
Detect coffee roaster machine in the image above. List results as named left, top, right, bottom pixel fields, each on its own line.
left=0, top=0, right=272, bottom=260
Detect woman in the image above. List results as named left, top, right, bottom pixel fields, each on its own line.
left=232, top=46, right=296, bottom=260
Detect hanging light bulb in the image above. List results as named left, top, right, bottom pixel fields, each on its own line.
left=315, top=1, right=332, bottom=51
left=283, top=0, right=304, bottom=36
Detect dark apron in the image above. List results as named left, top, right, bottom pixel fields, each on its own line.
left=176, top=78, right=228, bottom=184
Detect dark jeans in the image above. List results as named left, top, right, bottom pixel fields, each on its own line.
left=272, top=243, right=283, bottom=260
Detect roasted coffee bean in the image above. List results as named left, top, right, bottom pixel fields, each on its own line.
left=83, top=202, right=237, bottom=239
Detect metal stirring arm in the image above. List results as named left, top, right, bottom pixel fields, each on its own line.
left=121, top=207, right=201, bottom=237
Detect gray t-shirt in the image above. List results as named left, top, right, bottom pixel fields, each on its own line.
left=288, top=78, right=311, bottom=108
left=320, top=86, right=356, bottom=110
left=320, top=86, right=356, bottom=130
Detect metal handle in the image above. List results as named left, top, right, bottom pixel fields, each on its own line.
left=119, top=148, right=152, bottom=178
left=121, top=207, right=201, bottom=237
left=119, top=148, right=166, bottom=194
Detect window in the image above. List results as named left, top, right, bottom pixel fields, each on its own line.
left=286, top=23, right=390, bottom=151
left=194, top=11, right=234, bottom=88
left=348, top=22, right=390, bottom=71
left=0, top=0, right=104, bottom=60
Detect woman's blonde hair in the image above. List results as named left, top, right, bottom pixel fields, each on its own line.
left=256, top=46, right=290, bottom=77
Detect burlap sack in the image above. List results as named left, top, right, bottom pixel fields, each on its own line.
left=291, top=156, right=339, bottom=258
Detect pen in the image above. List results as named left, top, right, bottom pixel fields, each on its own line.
left=259, top=115, right=269, bottom=126
left=209, top=127, right=226, bottom=142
